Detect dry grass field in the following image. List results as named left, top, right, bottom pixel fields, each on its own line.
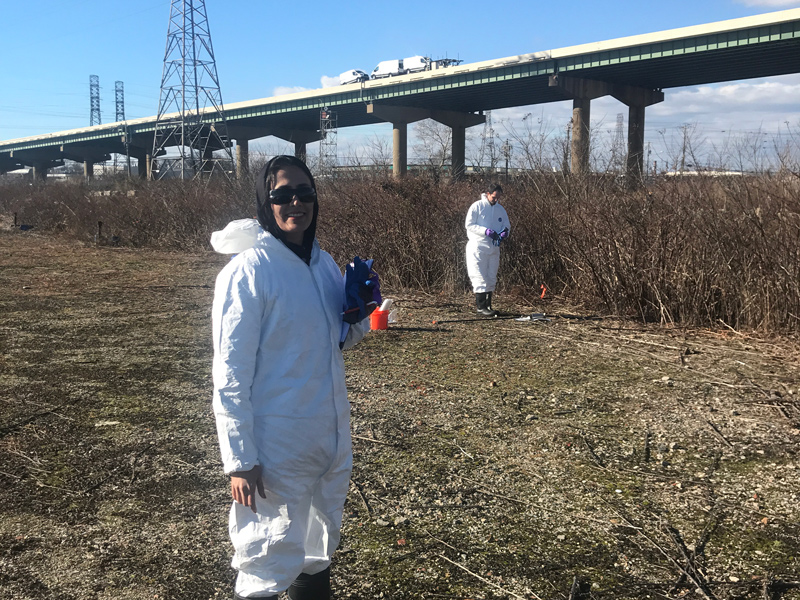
left=0, top=229, right=798, bottom=600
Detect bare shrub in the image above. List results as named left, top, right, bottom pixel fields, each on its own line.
left=2, top=170, right=799, bottom=333
left=523, top=173, right=800, bottom=332
left=317, top=175, right=472, bottom=292
left=0, top=177, right=253, bottom=248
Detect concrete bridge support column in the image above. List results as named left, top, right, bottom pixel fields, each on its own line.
left=294, top=142, right=307, bottom=162
left=627, top=105, right=646, bottom=182
left=202, top=147, right=214, bottom=174
left=440, top=114, right=485, bottom=181
left=128, top=151, right=148, bottom=179
left=549, top=75, right=609, bottom=175
left=84, top=161, right=94, bottom=181
left=236, top=140, right=249, bottom=179
left=571, top=98, right=591, bottom=176
left=226, top=127, right=319, bottom=168
left=123, top=149, right=148, bottom=179
left=366, top=104, right=420, bottom=178
left=451, top=125, right=466, bottom=181
left=549, top=74, right=664, bottom=181
left=32, top=163, right=48, bottom=183
left=146, top=154, right=153, bottom=180
left=612, top=86, right=663, bottom=183
left=392, top=123, right=408, bottom=178
left=366, top=104, right=484, bottom=180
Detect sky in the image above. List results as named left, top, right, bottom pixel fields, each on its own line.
left=2, top=0, right=800, bottom=170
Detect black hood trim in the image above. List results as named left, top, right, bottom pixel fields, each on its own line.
left=255, top=155, right=318, bottom=263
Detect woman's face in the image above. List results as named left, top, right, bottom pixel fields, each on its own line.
left=270, top=166, right=315, bottom=245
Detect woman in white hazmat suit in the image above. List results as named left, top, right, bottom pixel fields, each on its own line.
left=465, top=183, right=510, bottom=317
left=211, top=155, right=374, bottom=599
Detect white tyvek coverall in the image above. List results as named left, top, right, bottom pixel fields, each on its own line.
left=464, top=193, right=511, bottom=293
left=211, top=225, right=368, bottom=597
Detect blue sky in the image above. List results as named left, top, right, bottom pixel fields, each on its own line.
left=3, top=0, right=800, bottom=169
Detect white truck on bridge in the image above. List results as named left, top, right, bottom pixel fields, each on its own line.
left=370, top=56, right=462, bottom=79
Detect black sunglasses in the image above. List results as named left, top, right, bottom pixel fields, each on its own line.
left=268, top=186, right=317, bottom=205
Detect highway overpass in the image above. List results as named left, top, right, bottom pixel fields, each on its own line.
left=1, top=7, right=799, bottom=180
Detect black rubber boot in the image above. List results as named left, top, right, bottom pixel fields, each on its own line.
left=475, top=292, right=485, bottom=311
left=288, top=567, right=331, bottom=600
left=476, top=292, right=496, bottom=317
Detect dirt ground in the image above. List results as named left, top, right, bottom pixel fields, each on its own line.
left=0, top=230, right=798, bottom=600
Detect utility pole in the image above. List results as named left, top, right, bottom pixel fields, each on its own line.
left=613, top=113, right=624, bottom=173
left=479, top=110, right=495, bottom=172
left=501, top=140, right=512, bottom=181
left=151, top=0, right=233, bottom=180
left=679, top=124, right=688, bottom=174
left=563, top=119, right=572, bottom=174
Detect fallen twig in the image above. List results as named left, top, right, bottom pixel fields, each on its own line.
left=514, top=322, right=776, bottom=392
left=352, top=434, right=392, bottom=446
left=421, top=527, right=460, bottom=553
left=436, top=553, right=537, bottom=600
left=568, top=576, right=591, bottom=600
left=451, top=441, right=474, bottom=460
left=350, top=479, right=372, bottom=516
left=664, top=523, right=711, bottom=595
left=81, top=445, right=153, bottom=495
left=579, top=434, right=606, bottom=469
left=706, top=420, right=734, bottom=448
left=764, top=578, right=800, bottom=600
left=579, top=476, right=722, bottom=594
left=718, top=319, right=745, bottom=336
left=457, top=473, right=635, bottom=529
left=632, top=524, right=720, bottom=600
left=669, top=510, right=722, bottom=594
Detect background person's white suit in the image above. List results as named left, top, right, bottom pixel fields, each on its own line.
left=465, top=190, right=510, bottom=315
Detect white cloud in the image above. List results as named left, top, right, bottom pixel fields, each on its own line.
left=647, top=75, right=800, bottom=128
left=475, top=75, right=800, bottom=137
left=737, top=0, right=800, bottom=6
left=272, top=85, right=309, bottom=96
left=321, top=75, right=340, bottom=88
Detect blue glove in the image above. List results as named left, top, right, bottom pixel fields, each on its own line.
left=485, top=228, right=496, bottom=239
left=343, top=256, right=382, bottom=324
left=499, top=227, right=509, bottom=240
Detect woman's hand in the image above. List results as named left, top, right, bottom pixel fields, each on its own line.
left=230, top=465, right=266, bottom=513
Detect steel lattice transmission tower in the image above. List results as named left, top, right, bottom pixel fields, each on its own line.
left=319, top=107, right=338, bottom=174
left=115, top=81, right=125, bottom=122
left=151, top=0, right=233, bottom=180
left=90, top=75, right=101, bottom=126
left=114, top=81, right=126, bottom=172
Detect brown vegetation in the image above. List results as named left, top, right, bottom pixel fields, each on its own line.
left=2, top=172, right=799, bottom=333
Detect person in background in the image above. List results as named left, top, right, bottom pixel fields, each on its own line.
left=464, top=183, right=511, bottom=317
left=210, top=155, right=377, bottom=599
